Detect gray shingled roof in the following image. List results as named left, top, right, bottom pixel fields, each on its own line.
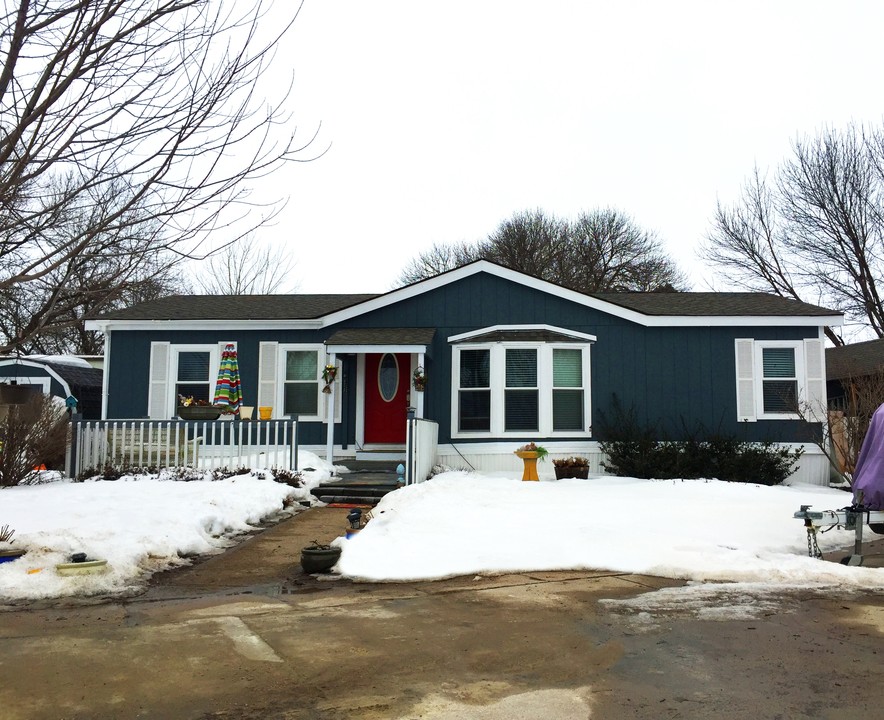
left=325, top=328, right=437, bottom=346
left=590, top=292, right=835, bottom=317
left=95, top=294, right=380, bottom=321
left=826, top=338, right=884, bottom=381
left=93, top=286, right=837, bottom=323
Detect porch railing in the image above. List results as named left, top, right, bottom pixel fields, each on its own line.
left=405, top=416, right=438, bottom=485
left=67, top=419, right=298, bottom=479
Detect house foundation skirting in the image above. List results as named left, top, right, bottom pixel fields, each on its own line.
left=304, top=441, right=830, bottom=486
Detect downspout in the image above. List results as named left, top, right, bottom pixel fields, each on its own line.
left=101, top=327, right=111, bottom=420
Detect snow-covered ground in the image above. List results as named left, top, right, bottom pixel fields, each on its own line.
left=336, top=473, right=884, bottom=589
left=2, top=458, right=881, bottom=603
left=0, top=451, right=336, bottom=602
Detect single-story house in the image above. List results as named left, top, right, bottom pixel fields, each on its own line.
left=826, top=337, right=884, bottom=408
left=824, top=337, right=884, bottom=474
left=85, top=260, right=842, bottom=484
left=0, top=356, right=103, bottom=419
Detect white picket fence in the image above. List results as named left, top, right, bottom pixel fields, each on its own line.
left=67, top=419, right=298, bottom=478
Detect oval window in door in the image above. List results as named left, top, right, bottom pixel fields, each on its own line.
left=378, top=353, right=399, bottom=402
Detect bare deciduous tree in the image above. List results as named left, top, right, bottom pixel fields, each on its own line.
left=703, top=124, right=884, bottom=344
left=0, top=393, right=68, bottom=487
left=397, top=208, right=687, bottom=292
left=0, top=0, right=315, bottom=353
left=196, top=237, right=298, bottom=295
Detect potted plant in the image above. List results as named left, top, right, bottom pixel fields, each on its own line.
left=552, top=456, right=590, bottom=479
left=177, top=395, right=222, bottom=420
left=412, top=366, right=427, bottom=392
left=300, top=540, right=342, bottom=574
left=514, top=442, right=548, bottom=481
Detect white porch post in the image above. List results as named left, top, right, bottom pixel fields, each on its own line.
left=326, top=352, right=336, bottom=462
left=415, top=352, right=425, bottom=419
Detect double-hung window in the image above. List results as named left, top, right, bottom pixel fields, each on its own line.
left=453, top=341, right=591, bottom=438
left=171, top=345, right=219, bottom=405
left=552, top=348, right=584, bottom=431
left=735, top=338, right=824, bottom=422
left=760, top=346, right=798, bottom=414
left=505, top=348, right=538, bottom=431
left=458, top=349, right=491, bottom=432
left=267, top=344, right=341, bottom=421
left=283, top=350, right=319, bottom=417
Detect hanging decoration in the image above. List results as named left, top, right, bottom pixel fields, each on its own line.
left=322, top=364, right=337, bottom=394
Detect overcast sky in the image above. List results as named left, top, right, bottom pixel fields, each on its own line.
left=258, top=1, right=884, bottom=294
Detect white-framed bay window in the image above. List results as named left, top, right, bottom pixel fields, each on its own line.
left=735, top=338, right=825, bottom=422
left=256, top=343, right=340, bottom=421
left=451, top=342, right=592, bottom=438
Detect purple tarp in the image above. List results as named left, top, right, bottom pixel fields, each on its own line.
left=854, top=403, right=884, bottom=509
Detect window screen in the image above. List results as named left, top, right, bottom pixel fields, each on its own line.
left=459, top=349, right=490, bottom=431
left=553, top=349, right=583, bottom=430
left=284, top=350, right=319, bottom=416
left=176, top=351, right=211, bottom=402
left=761, top=347, right=797, bottom=413
left=505, top=349, right=538, bottom=431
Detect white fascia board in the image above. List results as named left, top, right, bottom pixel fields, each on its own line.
left=639, top=314, right=844, bottom=328
left=324, top=344, right=428, bottom=354
left=84, top=319, right=323, bottom=332
left=448, top=324, right=598, bottom=343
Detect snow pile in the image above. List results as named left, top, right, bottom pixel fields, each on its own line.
left=337, top=473, right=884, bottom=587
left=0, top=471, right=301, bottom=601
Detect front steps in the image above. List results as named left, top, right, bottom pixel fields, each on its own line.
left=311, top=460, right=403, bottom=506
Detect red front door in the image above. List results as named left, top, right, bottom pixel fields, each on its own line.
left=364, top=353, right=409, bottom=444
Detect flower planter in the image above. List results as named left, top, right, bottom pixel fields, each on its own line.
left=177, top=405, right=222, bottom=421
left=514, top=450, right=541, bottom=481
left=56, top=558, right=108, bottom=576
left=300, top=545, right=341, bottom=574
left=554, top=466, right=590, bottom=480
left=0, top=548, right=26, bottom=564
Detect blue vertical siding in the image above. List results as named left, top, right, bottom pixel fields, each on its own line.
left=106, top=272, right=824, bottom=446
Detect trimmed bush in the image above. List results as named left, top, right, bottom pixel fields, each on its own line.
left=597, top=396, right=803, bottom=486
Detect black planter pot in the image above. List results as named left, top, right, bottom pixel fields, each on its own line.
left=300, top=545, right=342, bottom=574
left=554, top=466, right=590, bottom=480
left=177, top=405, right=222, bottom=421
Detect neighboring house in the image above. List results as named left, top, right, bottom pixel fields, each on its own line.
left=85, top=260, right=842, bottom=484
left=826, top=337, right=884, bottom=408
left=825, top=337, right=884, bottom=475
left=0, top=356, right=104, bottom=419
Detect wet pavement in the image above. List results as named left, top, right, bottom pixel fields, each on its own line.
left=2, top=508, right=884, bottom=719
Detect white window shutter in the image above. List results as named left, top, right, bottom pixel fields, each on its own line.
left=803, top=338, right=826, bottom=422
left=148, top=342, right=171, bottom=419
left=735, top=339, right=756, bottom=422
left=258, top=342, right=278, bottom=417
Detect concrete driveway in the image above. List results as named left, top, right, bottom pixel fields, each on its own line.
left=1, top=508, right=883, bottom=719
